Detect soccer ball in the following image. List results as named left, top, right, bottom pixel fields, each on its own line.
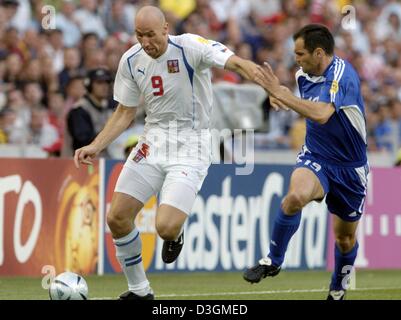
left=49, top=272, right=89, bottom=300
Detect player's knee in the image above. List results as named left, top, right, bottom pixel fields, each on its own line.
left=335, top=234, right=357, bottom=253
left=282, top=192, right=307, bottom=214
left=107, top=210, right=131, bottom=237
left=156, top=221, right=180, bottom=241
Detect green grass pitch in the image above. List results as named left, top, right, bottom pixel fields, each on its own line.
left=1, top=270, right=401, bottom=300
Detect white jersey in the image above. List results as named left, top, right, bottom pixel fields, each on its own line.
left=114, top=33, right=234, bottom=133
left=114, top=35, right=234, bottom=205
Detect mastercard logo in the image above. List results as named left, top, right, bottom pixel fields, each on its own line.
left=105, top=163, right=157, bottom=272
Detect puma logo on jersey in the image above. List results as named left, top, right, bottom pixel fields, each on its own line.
left=137, top=68, right=145, bottom=75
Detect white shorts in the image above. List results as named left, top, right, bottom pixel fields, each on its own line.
left=114, top=140, right=210, bottom=215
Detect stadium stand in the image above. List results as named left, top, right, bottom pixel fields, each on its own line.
left=0, top=0, right=400, bottom=165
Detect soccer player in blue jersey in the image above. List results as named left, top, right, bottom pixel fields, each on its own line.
left=243, top=24, right=369, bottom=300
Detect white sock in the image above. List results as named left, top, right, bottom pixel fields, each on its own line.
left=114, top=228, right=152, bottom=296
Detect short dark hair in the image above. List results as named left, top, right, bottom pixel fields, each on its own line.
left=82, top=32, right=99, bottom=42
left=293, top=24, right=334, bottom=55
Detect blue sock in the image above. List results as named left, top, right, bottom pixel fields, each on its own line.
left=268, top=208, right=301, bottom=266
left=330, top=242, right=359, bottom=291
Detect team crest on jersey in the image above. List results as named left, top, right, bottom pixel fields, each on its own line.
left=330, top=80, right=339, bottom=94
left=132, top=143, right=150, bottom=163
left=167, top=59, right=180, bottom=73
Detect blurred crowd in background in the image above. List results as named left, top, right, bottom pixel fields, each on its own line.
left=1, top=0, right=401, bottom=162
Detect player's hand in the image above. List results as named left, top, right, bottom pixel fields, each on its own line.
left=272, top=85, right=292, bottom=111
left=270, top=95, right=290, bottom=111
left=247, top=61, right=265, bottom=83
left=74, top=144, right=100, bottom=169
left=254, top=62, right=281, bottom=95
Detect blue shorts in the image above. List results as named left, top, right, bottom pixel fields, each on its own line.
left=295, top=148, right=369, bottom=222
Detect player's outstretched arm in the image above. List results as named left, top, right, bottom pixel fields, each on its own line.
left=224, top=55, right=263, bottom=82
left=270, top=87, right=290, bottom=111
left=255, top=62, right=335, bottom=124
left=224, top=56, right=289, bottom=112
left=74, top=104, right=137, bottom=168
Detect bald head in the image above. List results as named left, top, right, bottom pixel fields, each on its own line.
left=136, top=6, right=166, bottom=29
left=135, top=6, right=169, bottom=59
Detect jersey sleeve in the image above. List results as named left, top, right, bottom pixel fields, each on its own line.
left=295, top=69, right=304, bottom=97
left=318, top=63, right=357, bottom=112
left=113, top=54, right=141, bottom=107
left=184, top=34, right=234, bottom=70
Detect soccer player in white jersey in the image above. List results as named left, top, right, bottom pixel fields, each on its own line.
left=74, top=6, right=263, bottom=300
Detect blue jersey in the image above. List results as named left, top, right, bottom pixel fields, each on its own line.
left=296, top=56, right=367, bottom=167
